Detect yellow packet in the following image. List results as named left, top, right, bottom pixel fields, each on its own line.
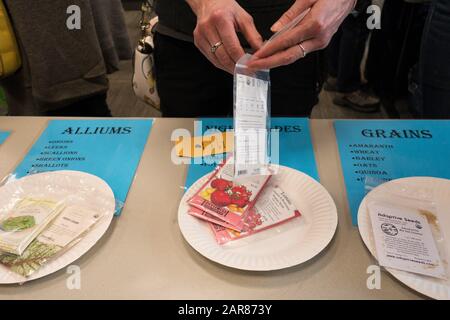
left=174, top=131, right=234, bottom=158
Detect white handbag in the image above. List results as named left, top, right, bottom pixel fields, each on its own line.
left=132, top=2, right=160, bottom=110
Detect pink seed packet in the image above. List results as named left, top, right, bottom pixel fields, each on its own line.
left=188, top=207, right=239, bottom=232
left=188, top=156, right=271, bottom=231
left=209, top=186, right=301, bottom=245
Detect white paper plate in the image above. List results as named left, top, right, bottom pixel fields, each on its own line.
left=0, top=170, right=115, bottom=284
left=358, top=177, right=450, bottom=300
left=178, top=166, right=338, bottom=271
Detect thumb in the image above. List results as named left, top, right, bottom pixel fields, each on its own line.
left=271, top=0, right=315, bottom=32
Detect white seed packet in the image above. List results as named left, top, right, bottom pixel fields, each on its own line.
left=0, top=198, right=65, bottom=255
left=368, top=202, right=447, bottom=279
left=0, top=205, right=104, bottom=278
left=233, top=54, right=271, bottom=178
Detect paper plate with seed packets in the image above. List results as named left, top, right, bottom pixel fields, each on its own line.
left=0, top=171, right=115, bottom=284
left=358, top=177, right=450, bottom=300
left=178, top=165, right=338, bottom=271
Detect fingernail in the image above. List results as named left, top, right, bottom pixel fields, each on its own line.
left=271, top=22, right=281, bottom=32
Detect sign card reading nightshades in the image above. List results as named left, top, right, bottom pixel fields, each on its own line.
left=13, top=119, right=153, bottom=215
left=0, top=131, right=10, bottom=145
left=185, top=118, right=319, bottom=189
left=334, top=120, right=450, bottom=225
left=368, top=202, right=446, bottom=279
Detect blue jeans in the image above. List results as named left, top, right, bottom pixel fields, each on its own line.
left=420, top=0, right=450, bottom=119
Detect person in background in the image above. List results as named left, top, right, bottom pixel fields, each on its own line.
left=155, top=0, right=357, bottom=117
left=324, top=0, right=380, bottom=113
left=0, top=0, right=132, bottom=116
left=419, top=0, right=450, bottom=119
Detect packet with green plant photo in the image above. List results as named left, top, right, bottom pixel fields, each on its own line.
left=0, top=198, right=65, bottom=255
left=0, top=204, right=108, bottom=278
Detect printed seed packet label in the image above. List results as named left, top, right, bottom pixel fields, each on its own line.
left=0, top=198, right=64, bottom=255
left=234, top=72, right=270, bottom=178
left=0, top=205, right=103, bottom=278
left=38, top=206, right=101, bottom=248
left=210, top=186, right=301, bottom=245
left=188, top=156, right=271, bottom=231
left=368, top=202, right=447, bottom=279
left=188, top=207, right=239, bottom=232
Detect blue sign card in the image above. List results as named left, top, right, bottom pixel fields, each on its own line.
left=0, top=131, right=10, bottom=145
left=13, top=119, right=153, bottom=215
left=334, top=120, right=450, bottom=225
left=185, top=118, right=319, bottom=189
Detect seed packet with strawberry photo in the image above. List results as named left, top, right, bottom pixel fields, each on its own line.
left=209, top=186, right=301, bottom=245
left=188, top=156, right=271, bottom=231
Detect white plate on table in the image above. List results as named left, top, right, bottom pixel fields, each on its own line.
left=0, top=170, right=115, bottom=284
left=358, top=177, right=450, bottom=300
left=178, top=166, right=338, bottom=271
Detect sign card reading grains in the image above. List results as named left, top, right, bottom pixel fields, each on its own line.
left=12, top=120, right=153, bottom=215
left=334, top=120, right=450, bottom=225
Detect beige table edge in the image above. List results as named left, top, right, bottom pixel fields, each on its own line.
left=0, top=117, right=422, bottom=300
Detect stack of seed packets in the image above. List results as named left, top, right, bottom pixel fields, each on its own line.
left=0, top=198, right=66, bottom=256
left=0, top=190, right=110, bottom=279
left=187, top=157, right=302, bottom=245
left=0, top=204, right=105, bottom=278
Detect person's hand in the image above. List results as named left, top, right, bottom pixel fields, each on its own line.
left=248, top=0, right=356, bottom=70
left=187, top=0, right=263, bottom=73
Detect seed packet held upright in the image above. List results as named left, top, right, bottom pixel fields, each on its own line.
left=234, top=54, right=271, bottom=178
left=188, top=156, right=271, bottom=231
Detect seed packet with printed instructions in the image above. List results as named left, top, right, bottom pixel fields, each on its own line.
left=188, top=156, right=271, bottom=231
left=0, top=198, right=65, bottom=255
left=209, top=186, right=301, bottom=245
left=234, top=54, right=271, bottom=178
left=0, top=205, right=106, bottom=278
left=366, top=181, right=449, bottom=280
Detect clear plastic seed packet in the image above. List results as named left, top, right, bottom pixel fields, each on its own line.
left=0, top=170, right=116, bottom=279
left=232, top=9, right=311, bottom=179
left=233, top=54, right=271, bottom=178
left=365, top=180, right=449, bottom=280
left=0, top=205, right=108, bottom=278
left=0, top=199, right=65, bottom=256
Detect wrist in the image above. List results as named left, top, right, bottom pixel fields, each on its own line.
left=186, top=0, right=203, bottom=15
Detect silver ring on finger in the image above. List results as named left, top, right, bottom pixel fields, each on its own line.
left=210, top=41, right=223, bottom=54
left=298, top=43, right=307, bottom=58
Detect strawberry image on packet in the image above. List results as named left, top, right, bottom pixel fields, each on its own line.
left=188, top=156, right=271, bottom=232
left=209, top=186, right=301, bottom=245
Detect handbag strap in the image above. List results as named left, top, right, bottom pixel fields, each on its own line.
left=137, top=1, right=157, bottom=54
left=139, top=1, right=154, bottom=45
